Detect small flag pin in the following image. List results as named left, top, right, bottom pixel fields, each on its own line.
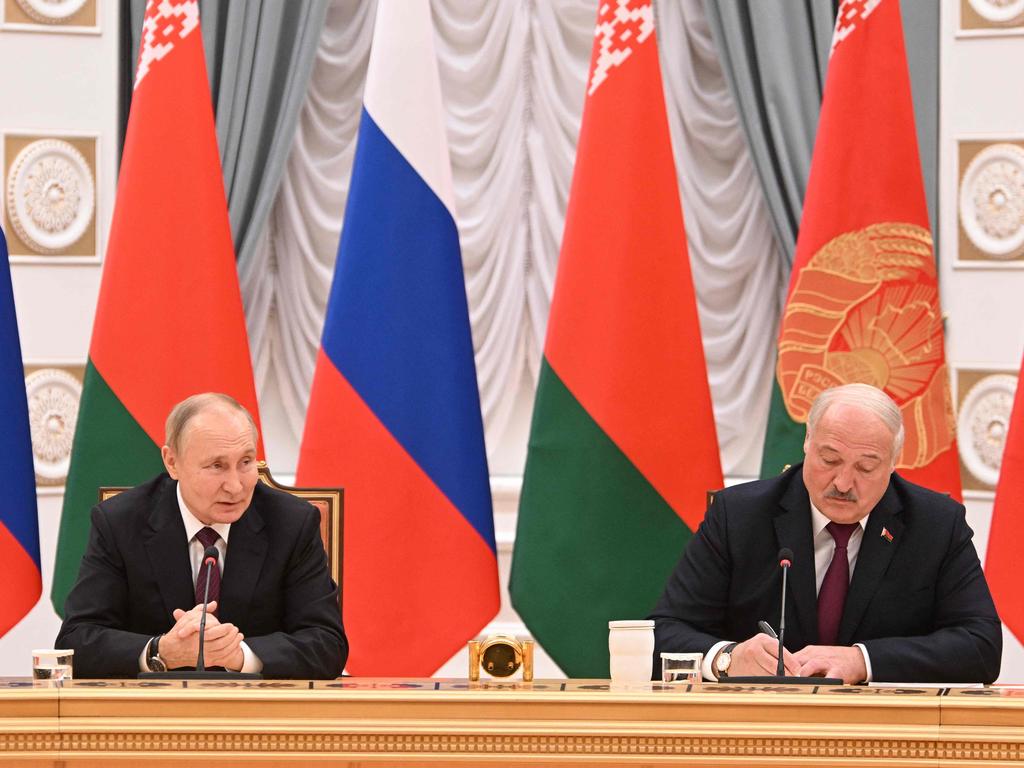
left=881, top=527, right=894, bottom=543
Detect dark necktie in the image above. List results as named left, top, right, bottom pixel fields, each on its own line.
left=194, top=526, right=221, bottom=612
left=817, top=521, right=859, bottom=646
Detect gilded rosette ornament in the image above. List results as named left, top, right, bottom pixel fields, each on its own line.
left=777, top=222, right=954, bottom=469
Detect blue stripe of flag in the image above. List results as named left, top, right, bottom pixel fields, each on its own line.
left=321, top=108, right=495, bottom=552
left=0, top=227, right=40, bottom=567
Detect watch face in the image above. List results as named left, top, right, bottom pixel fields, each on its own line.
left=716, top=652, right=730, bottom=672
left=149, top=656, right=167, bottom=673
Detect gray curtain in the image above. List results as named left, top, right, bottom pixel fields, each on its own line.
left=702, top=0, right=939, bottom=265
left=702, top=0, right=834, bottom=269
left=899, top=0, right=939, bottom=243
left=123, top=0, right=329, bottom=266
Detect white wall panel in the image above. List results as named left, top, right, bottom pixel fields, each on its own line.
left=940, top=0, right=1024, bottom=684
left=0, top=0, right=118, bottom=675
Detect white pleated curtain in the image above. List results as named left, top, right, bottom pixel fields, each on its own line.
left=243, top=0, right=785, bottom=478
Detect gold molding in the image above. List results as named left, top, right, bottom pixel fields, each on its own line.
left=3, top=0, right=97, bottom=29
left=3, top=133, right=98, bottom=257
left=3, top=681, right=1024, bottom=765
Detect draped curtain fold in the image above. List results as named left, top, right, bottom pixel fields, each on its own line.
left=656, top=0, right=787, bottom=472
left=123, top=0, right=888, bottom=479
left=701, top=0, right=834, bottom=269
left=247, top=0, right=784, bottom=476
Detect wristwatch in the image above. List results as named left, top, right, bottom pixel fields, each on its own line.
left=147, top=634, right=167, bottom=673
left=715, top=642, right=738, bottom=678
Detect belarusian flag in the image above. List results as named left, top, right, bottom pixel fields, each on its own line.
left=508, top=0, right=723, bottom=678
left=986, top=355, right=1024, bottom=646
left=761, top=0, right=961, bottom=500
left=51, top=0, right=262, bottom=616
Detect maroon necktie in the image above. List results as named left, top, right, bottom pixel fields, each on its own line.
left=817, top=521, right=859, bottom=646
left=194, top=526, right=221, bottom=611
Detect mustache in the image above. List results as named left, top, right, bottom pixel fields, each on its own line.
left=825, top=486, right=858, bottom=502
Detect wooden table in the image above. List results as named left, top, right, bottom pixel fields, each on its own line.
left=1, top=678, right=1022, bottom=766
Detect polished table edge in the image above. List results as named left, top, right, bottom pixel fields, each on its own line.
left=2, top=678, right=1023, bottom=765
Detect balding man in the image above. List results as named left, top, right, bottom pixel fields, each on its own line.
left=651, top=383, right=1001, bottom=684
left=56, top=393, right=347, bottom=679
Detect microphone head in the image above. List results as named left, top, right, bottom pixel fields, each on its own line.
left=778, top=547, right=794, bottom=567
left=203, top=545, right=219, bottom=563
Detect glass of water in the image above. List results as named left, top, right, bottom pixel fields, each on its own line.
left=661, top=652, right=701, bottom=684
left=32, top=649, right=74, bottom=682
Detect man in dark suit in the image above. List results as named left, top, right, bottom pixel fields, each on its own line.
left=56, top=393, right=347, bottom=679
left=651, top=383, right=1001, bottom=684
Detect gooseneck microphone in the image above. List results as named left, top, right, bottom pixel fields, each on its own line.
left=138, top=540, right=260, bottom=679
left=724, top=547, right=841, bottom=686
left=195, top=545, right=219, bottom=672
left=776, top=547, right=793, bottom=676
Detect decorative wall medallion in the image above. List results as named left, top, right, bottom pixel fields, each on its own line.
left=958, top=141, right=1024, bottom=261
left=968, top=0, right=1024, bottom=23
left=14, top=0, right=87, bottom=24
left=25, top=368, right=81, bottom=486
left=961, top=0, right=1024, bottom=33
left=957, top=372, right=1017, bottom=489
left=5, top=138, right=95, bottom=255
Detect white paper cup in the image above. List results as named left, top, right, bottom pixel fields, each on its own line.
left=608, top=620, right=654, bottom=683
left=32, top=649, right=74, bottom=681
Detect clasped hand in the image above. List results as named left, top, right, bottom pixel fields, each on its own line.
left=158, top=601, right=245, bottom=671
left=725, top=633, right=866, bottom=684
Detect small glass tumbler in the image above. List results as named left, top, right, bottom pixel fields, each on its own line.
left=661, top=652, right=702, bottom=684
left=32, top=649, right=74, bottom=682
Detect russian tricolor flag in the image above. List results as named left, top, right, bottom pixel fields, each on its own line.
left=296, top=0, right=499, bottom=675
left=0, top=226, right=41, bottom=637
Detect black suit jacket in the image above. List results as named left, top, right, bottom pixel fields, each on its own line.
left=56, top=473, right=347, bottom=679
left=650, top=464, right=1001, bottom=683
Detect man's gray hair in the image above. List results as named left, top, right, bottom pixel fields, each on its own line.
left=164, top=392, right=258, bottom=454
left=806, top=383, right=905, bottom=460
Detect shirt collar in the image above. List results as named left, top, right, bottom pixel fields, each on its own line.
left=176, top=482, right=232, bottom=544
left=810, top=502, right=868, bottom=539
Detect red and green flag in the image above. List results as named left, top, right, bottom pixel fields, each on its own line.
left=51, top=0, right=262, bottom=616
left=508, top=0, right=723, bottom=678
left=761, top=0, right=961, bottom=500
left=986, top=353, right=1024, bottom=647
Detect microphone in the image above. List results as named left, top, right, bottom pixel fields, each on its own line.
left=195, top=545, right=219, bottom=672
left=776, top=547, right=793, bottom=676
left=724, top=546, right=841, bottom=685
left=137, top=541, right=260, bottom=679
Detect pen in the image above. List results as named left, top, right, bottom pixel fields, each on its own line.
left=758, top=620, right=778, bottom=639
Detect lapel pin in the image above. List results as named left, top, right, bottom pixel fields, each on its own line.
left=881, top=527, right=894, bottom=543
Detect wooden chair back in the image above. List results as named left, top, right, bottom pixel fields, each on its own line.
left=99, top=461, right=344, bottom=611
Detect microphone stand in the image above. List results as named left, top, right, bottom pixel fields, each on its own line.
left=195, top=553, right=214, bottom=672
left=140, top=547, right=261, bottom=680
left=724, top=549, right=842, bottom=686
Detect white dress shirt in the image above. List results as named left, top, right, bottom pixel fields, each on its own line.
left=700, top=504, right=873, bottom=681
left=139, top=483, right=262, bottom=673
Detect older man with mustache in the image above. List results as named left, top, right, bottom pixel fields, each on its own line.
left=651, top=383, right=1001, bottom=684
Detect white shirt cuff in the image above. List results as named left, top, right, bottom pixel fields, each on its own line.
left=854, top=642, right=872, bottom=682
left=138, top=638, right=153, bottom=672
left=238, top=641, right=263, bottom=674
left=701, top=640, right=732, bottom=681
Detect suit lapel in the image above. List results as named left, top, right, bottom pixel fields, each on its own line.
left=143, top=479, right=195, bottom=617
left=219, top=494, right=267, bottom=625
left=838, top=480, right=904, bottom=645
left=774, top=473, right=819, bottom=645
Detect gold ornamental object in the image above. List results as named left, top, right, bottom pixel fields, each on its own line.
left=468, top=635, right=534, bottom=682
